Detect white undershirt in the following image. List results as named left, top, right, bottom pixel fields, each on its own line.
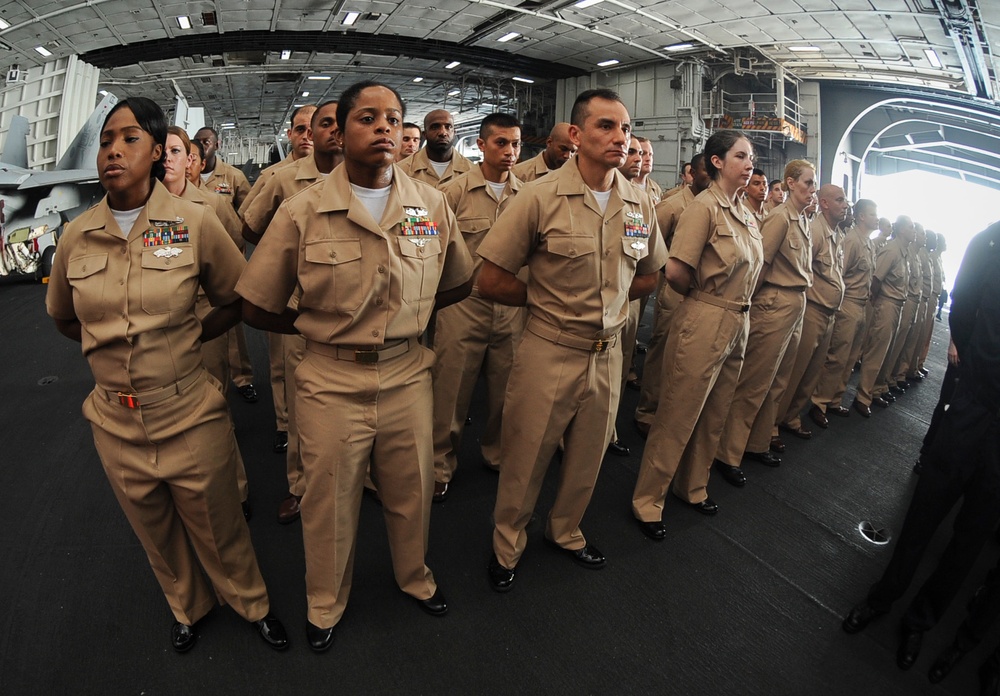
left=111, top=207, right=143, bottom=238
left=429, top=159, right=450, bottom=178
left=200, top=171, right=211, bottom=183
left=351, top=183, right=392, bottom=224
left=589, top=188, right=612, bottom=214
left=486, top=180, right=506, bottom=200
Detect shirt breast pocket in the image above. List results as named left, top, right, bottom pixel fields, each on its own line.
left=620, top=236, right=649, bottom=276
left=547, top=235, right=597, bottom=293
left=709, top=223, right=741, bottom=269
left=302, top=239, right=363, bottom=313
left=140, top=248, right=196, bottom=315
left=398, top=236, right=443, bottom=303
left=458, top=216, right=491, bottom=257
left=66, top=253, right=109, bottom=322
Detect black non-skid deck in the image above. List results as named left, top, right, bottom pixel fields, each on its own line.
left=1, top=276, right=995, bottom=695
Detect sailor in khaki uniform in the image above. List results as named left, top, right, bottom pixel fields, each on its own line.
left=917, top=232, right=945, bottom=372
left=775, top=184, right=849, bottom=436
left=635, top=137, right=663, bottom=203
left=478, top=89, right=665, bottom=589
left=241, top=102, right=344, bottom=524
left=511, top=122, right=575, bottom=183
left=432, top=114, right=524, bottom=500
left=897, top=228, right=934, bottom=382
left=632, top=130, right=762, bottom=536
left=238, top=83, right=473, bottom=652
left=633, top=153, right=710, bottom=436
left=881, top=224, right=925, bottom=396
left=45, top=98, right=286, bottom=653
left=712, top=160, right=816, bottom=484
left=810, top=199, right=878, bottom=419
left=853, top=216, right=915, bottom=415
left=397, top=109, right=474, bottom=187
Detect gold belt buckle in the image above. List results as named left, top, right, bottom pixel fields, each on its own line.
left=117, top=392, right=140, bottom=408
left=354, top=349, right=379, bottom=364
left=592, top=339, right=608, bottom=353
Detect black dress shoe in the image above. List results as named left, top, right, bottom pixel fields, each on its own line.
left=635, top=342, right=648, bottom=354
left=171, top=622, right=196, bottom=653
left=625, top=378, right=641, bottom=391
left=906, top=372, right=923, bottom=382
left=545, top=538, right=606, bottom=569
left=808, top=405, right=829, bottom=429
left=635, top=516, right=666, bottom=541
left=913, top=459, right=923, bottom=475
left=890, top=384, right=906, bottom=395
left=237, top=384, right=258, bottom=403
left=928, top=643, right=966, bottom=684
left=980, top=652, right=1000, bottom=696
left=883, top=392, right=897, bottom=403
left=689, top=498, right=718, bottom=516
left=854, top=400, right=872, bottom=418
left=769, top=436, right=786, bottom=453
left=306, top=622, right=335, bottom=653
left=488, top=556, right=515, bottom=593
left=714, top=460, right=746, bottom=488
left=873, top=396, right=891, bottom=408
left=607, top=439, right=630, bottom=457
left=273, top=430, right=288, bottom=453
left=897, top=627, right=923, bottom=670
left=744, top=450, right=781, bottom=467
left=779, top=422, right=812, bottom=439
left=829, top=406, right=851, bottom=418
left=414, top=588, right=448, bottom=616
left=433, top=480, right=449, bottom=503
left=241, top=500, right=252, bottom=520
left=918, top=367, right=929, bottom=377
left=254, top=614, right=289, bottom=651
left=842, top=600, right=884, bottom=634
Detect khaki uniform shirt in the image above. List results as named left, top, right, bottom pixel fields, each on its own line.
left=841, top=225, right=876, bottom=302
left=46, top=181, right=246, bottom=394
left=397, top=148, right=474, bottom=188
left=671, top=186, right=763, bottom=305
left=511, top=152, right=553, bottom=183
left=242, top=154, right=325, bottom=235
left=917, top=247, right=933, bottom=298
left=478, top=156, right=667, bottom=338
left=179, top=182, right=243, bottom=251
left=874, top=237, right=909, bottom=301
left=654, top=185, right=695, bottom=248
left=904, top=243, right=923, bottom=298
left=202, top=158, right=251, bottom=210
left=805, top=214, right=846, bottom=311
left=439, top=165, right=522, bottom=287
left=663, top=183, right=687, bottom=200
left=236, top=163, right=473, bottom=345
left=931, top=251, right=944, bottom=295
left=239, top=155, right=298, bottom=217
left=641, top=178, right=663, bottom=204
left=758, top=201, right=812, bottom=290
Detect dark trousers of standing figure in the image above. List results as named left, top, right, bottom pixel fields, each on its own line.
left=920, top=361, right=960, bottom=457
left=866, top=383, right=1000, bottom=631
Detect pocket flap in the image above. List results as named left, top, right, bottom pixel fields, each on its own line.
left=304, top=239, right=363, bottom=266
left=548, top=235, right=597, bottom=258
left=66, top=253, right=108, bottom=279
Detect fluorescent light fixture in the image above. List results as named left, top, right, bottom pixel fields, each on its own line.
left=498, top=32, right=520, bottom=43
left=221, top=126, right=236, bottom=130
left=221, top=122, right=235, bottom=127
left=177, top=15, right=191, bottom=30
left=280, top=49, right=291, bottom=60
left=34, top=45, right=52, bottom=57
left=512, top=76, right=534, bottom=83
left=412, top=77, right=423, bottom=82
left=789, top=45, right=821, bottom=52
left=575, top=0, right=603, bottom=7
left=0, top=19, right=10, bottom=30
left=597, top=59, right=619, bottom=67
left=445, top=61, right=461, bottom=69
left=343, top=11, right=360, bottom=25
left=664, top=42, right=694, bottom=52
left=301, top=91, right=310, bottom=97
left=307, top=75, right=331, bottom=80
left=293, top=104, right=304, bottom=107
left=448, top=89, right=461, bottom=96
left=924, top=48, right=943, bottom=68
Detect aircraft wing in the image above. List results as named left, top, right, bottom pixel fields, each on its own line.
left=16, top=168, right=100, bottom=189
left=0, top=166, right=31, bottom=187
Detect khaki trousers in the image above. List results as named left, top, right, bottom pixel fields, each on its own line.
left=635, top=277, right=683, bottom=427
left=492, top=325, right=621, bottom=569
left=715, top=285, right=805, bottom=465
left=431, top=294, right=523, bottom=482
left=297, top=342, right=438, bottom=629
left=227, top=324, right=254, bottom=387
left=812, top=296, right=867, bottom=411
left=897, top=297, right=930, bottom=379
left=268, top=332, right=288, bottom=431
left=880, top=295, right=920, bottom=393
left=284, top=334, right=307, bottom=496
left=86, top=370, right=269, bottom=626
left=778, top=300, right=837, bottom=428
left=856, top=295, right=904, bottom=406
left=201, top=332, right=249, bottom=501
left=917, top=294, right=937, bottom=370
left=633, top=299, right=748, bottom=520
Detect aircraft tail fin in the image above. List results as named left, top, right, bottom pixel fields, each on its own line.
left=55, top=92, right=119, bottom=170
left=2, top=115, right=30, bottom=169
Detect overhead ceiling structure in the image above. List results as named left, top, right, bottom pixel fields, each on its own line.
left=0, top=0, right=997, bottom=146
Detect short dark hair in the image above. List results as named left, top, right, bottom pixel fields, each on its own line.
left=290, top=104, right=317, bottom=125
left=104, top=97, right=168, bottom=181
left=191, top=139, right=206, bottom=160
left=479, top=112, right=521, bottom=139
left=336, top=81, right=405, bottom=132
left=690, top=152, right=705, bottom=170
left=570, top=88, right=623, bottom=127
left=680, top=162, right=691, bottom=173
left=403, top=121, right=421, bottom=132
left=704, top=129, right=749, bottom=180
left=313, top=100, right=339, bottom=129
left=769, top=179, right=782, bottom=189
left=752, top=168, right=765, bottom=178
left=854, top=198, right=876, bottom=218
left=194, top=125, right=218, bottom=140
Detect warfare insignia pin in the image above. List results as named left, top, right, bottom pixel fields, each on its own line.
left=153, top=246, right=184, bottom=258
